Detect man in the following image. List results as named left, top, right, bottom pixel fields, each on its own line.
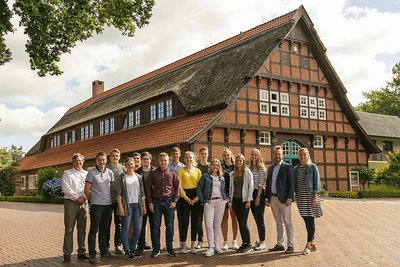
left=105, top=149, right=125, bottom=254
left=194, top=147, right=210, bottom=249
left=132, top=152, right=142, bottom=172
left=146, top=152, right=180, bottom=258
left=84, top=152, right=115, bottom=264
left=168, top=147, right=185, bottom=172
left=61, top=153, right=89, bottom=263
left=265, top=145, right=295, bottom=254
left=135, top=151, right=156, bottom=255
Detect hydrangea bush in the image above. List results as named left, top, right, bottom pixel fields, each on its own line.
left=42, top=177, right=63, bottom=198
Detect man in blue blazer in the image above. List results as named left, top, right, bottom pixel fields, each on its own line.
left=265, top=145, right=295, bottom=254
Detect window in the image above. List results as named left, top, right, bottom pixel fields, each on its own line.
left=259, top=131, right=271, bottom=145
left=260, top=90, right=269, bottom=101
left=292, top=142, right=301, bottom=156
left=300, top=107, right=308, bottom=118
left=166, top=99, right=173, bottom=117
left=104, top=119, right=109, bottom=134
left=281, top=52, right=291, bottom=65
left=301, top=57, right=310, bottom=68
left=72, top=130, right=75, bottom=142
left=128, top=112, right=134, bottom=127
left=64, top=130, right=76, bottom=144
left=81, top=125, right=92, bottom=139
left=28, top=175, right=37, bottom=190
left=158, top=101, right=164, bottom=120
left=280, top=92, right=289, bottom=104
left=50, top=135, right=60, bottom=148
left=81, top=127, right=84, bottom=140
left=89, top=124, right=93, bottom=138
left=110, top=118, right=114, bottom=133
left=122, top=114, right=128, bottom=129
left=282, top=142, right=290, bottom=156
left=314, top=135, right=323, bottom=148
left=150, top=104, right=156, bottom=122
left=309, top=108, right=317, bottom=119
left=300, top=95, right=308, bottom=106
left=318, top=110, right=326, bottom=120
left=309, top=96, right=317, bottom=107
left=270, top=91, right=279, bottom=103
left=270, top=104, right=279, bottom=115
left=135, top=109, right=141, bottom=125
left=100, top=121, right=104, bottom=135
left=21, top=176, right=26, bottom=190
left=383, top=141, right=393, bottom=152
left=281, top=105, right=289, bottom=116
left=260, top=102, right=269, bottom=114
left=64, top=133, right=68, bottom=145
left=318, top=98, right=326, bottom=109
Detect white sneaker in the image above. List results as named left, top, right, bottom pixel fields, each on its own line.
left=195, top=241, right=203, bottom=249
left=222, top=241, right=229, bottom=250
left=162, top=245, right=168, bottom=251
left=180, top=247, right=188, bottom=254
left=255, top=242, right=266, bottom=250
left=232, top=240, right=239, bottom=250
left=191, top=248, right=197, bottom=254
left=214, top=247, right=224, bottom=254
left=205, top=248, right=215, bottom=257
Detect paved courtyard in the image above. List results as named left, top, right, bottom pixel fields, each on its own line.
left=0, top=198, right=399, bottom=267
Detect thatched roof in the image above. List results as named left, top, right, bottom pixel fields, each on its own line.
left=357, top=112, right=400, bottom=139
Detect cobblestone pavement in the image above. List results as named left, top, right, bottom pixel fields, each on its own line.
left=1, top=198, right=399, bottom=267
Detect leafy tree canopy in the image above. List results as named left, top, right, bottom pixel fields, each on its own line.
left=0, top=145, right=24, bottom=169
left=374, top=150, right=400, bottom=189
left=355, top=63, right=400, bottom=117
left=0, top=0, right=155, bottom=76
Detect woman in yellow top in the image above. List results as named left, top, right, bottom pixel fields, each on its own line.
left=177, top=151, right=202, bottom=254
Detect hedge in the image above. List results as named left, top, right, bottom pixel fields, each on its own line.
left=329, top=191, right=358, bottom=198
left=358, top=189, right=400, bottom=198
left=5, top=196, right=65, bottom=204
left=0, top=196, right=8, bottom=201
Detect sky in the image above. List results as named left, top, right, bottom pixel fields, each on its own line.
left=1, top=0, right=400, bottom=153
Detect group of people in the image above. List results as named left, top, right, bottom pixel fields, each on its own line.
left=60, top=145, right=322, bottom=264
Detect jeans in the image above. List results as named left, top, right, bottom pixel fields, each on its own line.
left=204, top=198, right=226, bottom=248
left=121, top=203, right=143, bottom=253
left=151, top=198, right=175, bottom=252
left=63, top=199, right=87, bottom=256
left=88, top=204, right=112, bottom=257
left=106, top=203, right=122, bottom=249
left=232, top=197, right=250, bottom=245
left=250, top=189, right=266, bottom=241
left=303, top=216, right=315, bottom=242
left=137, top=202, right=153, bottom=249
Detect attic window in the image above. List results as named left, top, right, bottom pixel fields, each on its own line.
left=166, top=99, right=173, bottom=117
left=301, top=56, right=310, bottom=68
left=281, top=52, right=291, bottom=65
left=150, top=104, right=156, bottom=122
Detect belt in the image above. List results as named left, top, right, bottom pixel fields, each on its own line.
left=210, top=197, right=221, bottom=200
left=271, top=193, right=278, bottom=197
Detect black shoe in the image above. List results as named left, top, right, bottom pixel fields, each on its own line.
left=151, top=250, right=161, bottom=258
left=62, top=255, right=71, bottom=263
left=134, top=250, right=142, bottom=258
left=285, top=246, right=294, bottom=254
left=77, top=253, right=89, bottom=260
left=136, top=246, right=144, bottom=255
left=166, top=248, right=176, bottom=257
left=237, top=244, right=246, bottom=253
left=88, top=256, right=97, bottom=264
left=101, top=252, right=115, bottom=259
left=124, top=253, right=135, bottom=260
left=268, top=244, right=285, bottom=252
left=242, top=246, right=253, bottom=253
left=115, top=245, right=124, bottom=255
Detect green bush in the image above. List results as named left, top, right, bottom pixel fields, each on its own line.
left=6, top=196, right=64, bottom=204
left=36, top=167, right=63, bottom=196
left=358, top=188, right=400, bottom=198
left=329, top=191, right=359, bottom=198
left=0, top=165, right=16, bottom=196
left=0, top=196, right=8, bottom=201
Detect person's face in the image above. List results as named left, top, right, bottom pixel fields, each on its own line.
left=210, top=161, right=220, bottom=174
left=96, top=155, right=107, bottom=169
left=159, top=156, right=169, bottom=170
left=141, top=156, right=151, bottom=167
left=236, top=157, right=244, bottom=168
left=251, top=152, right=259, bottom=163
left=222, top=152, right=231, bottom=164
left=171, top=151, right=180, bottom=163
left=125, top=159, right=135, bottom=172
left=73, top=156, right=84, bottom=171
left=184, top=153, right=195, bottom=166
left=110, top=152, right=120, bottom=164
left=274, top=149, right=283, bottom=163
left=133, top=156, right=141, bottom=167
left=199, top=150, right=208, bottom=162
left=299, top=150, right=309, bottom=165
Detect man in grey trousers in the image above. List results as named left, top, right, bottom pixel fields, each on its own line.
left=61, top=153, right=89, bottom=263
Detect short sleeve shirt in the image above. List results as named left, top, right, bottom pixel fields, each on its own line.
left=86, top=167, right=114, bottom=205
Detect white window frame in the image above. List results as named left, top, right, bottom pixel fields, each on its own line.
left=166, top=99, right=173, bottom=117
left=104, top=119, right=110, bottom=134
left=259, top=131, right=271, bottom=145
left=89, top=124, right=93, bottom=138
left=64, top=133, right=68, bottom=144
left=270, top=91, right=279, bottom=103
left=300, top=95, right=308, bottom=106
left=72, top=130, right=75, bottom=142
left=309, top=96, right=317, bottom=107
left=280, top=92, right=289, bottom=104
left=128, top=112, right=134, bottom=127
left=314, top=135, right=324, bottom=148
left=158, top=101, right=164, bottom=120
left=260, top=90, right=269, bottom=101
left=81, top=127, right=84, bottom=140
left=110, top=117, right=114, bottom=133
left=300, top=107, right=308, bottom=118
left=270, top=103, right=279, bottom=115
left=135, top=109, right=141, bottom=125
left=28, top=175, right=37, bottom=190
left=309, top=108, right=318, bottom=119
left=281, top=105, right=290, bottom=116
left=99, top=121, right=104, bottom=135
left=21, top=176, right=26, bottom=190
left=150, top=104, right=156, bottom=122
left=319, top=110, right=326, bottom=120
left=260, top=102, right=269, bottom=114
left=318, top=98, right=326, bottom=109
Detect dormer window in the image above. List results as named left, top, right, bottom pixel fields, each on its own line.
left=166, top=99, right=173, bottom=117
left=150, top=104, right=157, bottom=122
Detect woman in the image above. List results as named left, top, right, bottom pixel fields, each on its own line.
left=221, top=147, right=239, bottom=250
left=116, top=157, right=146, bottom=260
left=249, top=148, right=267, bottom=250
left=177, top=151, right=202, bottom=254
left=228, top=154, right=254, bottom=253
left=294, top=148, right=323, bottom=255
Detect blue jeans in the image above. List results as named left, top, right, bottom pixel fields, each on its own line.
left=121, top=203, right=143, bottom=254
left=151, top=198, right=175, bottom=252
left=88, top=204, right=112, bottom=257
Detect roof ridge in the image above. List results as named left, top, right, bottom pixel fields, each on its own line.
left=66, top=8, right=298, bottom=114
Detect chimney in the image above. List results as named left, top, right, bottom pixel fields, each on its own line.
left=92, top=80, right=104, bottom=98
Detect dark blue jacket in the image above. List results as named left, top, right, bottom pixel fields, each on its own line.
left=265, top=161, right=295, bottom=203
left=196, top=173, right=228, bottom=204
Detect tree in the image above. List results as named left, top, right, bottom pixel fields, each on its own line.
left=351, top=166, right=373, bottom=189
left=355, top=62, right=400, bottom=116
left=0, top=145, right=23, bottom=196
left=36, top=166, right=63, bottom=196
left=0, top=166, right=16, bottom=196
left=0, top=0, right=155, bottom=76
left=374, top=150, right=400, bottom=189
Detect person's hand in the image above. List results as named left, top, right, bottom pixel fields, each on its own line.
left=118, top=208, right=125, bottom=216
left=285, top=199, right=292, bottom=206
left=255, top=196, right=260, bottom=207
left=265, top=200, right=270, bottom=207
left=143, top=204, right=147, bottom=215
left=312, top=197, right=317, bottom=207
left=245, top=201, right=250, bottom=209
left=149, top=203, right=154, bottom=213
left=169, top=201, right=176, bottom=209
left=76, top=196, right=86, bottom=205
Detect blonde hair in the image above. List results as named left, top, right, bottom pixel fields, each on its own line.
left=249, top=148, right=265, bottom=171
left=222, top=147, right=234, bottom=165
left=299, top=148, right=312, bottom=165
left=159, top=152, right=169, bottom=158
left=184, top=151, right=197, bottom=167
left=208, top=159, right=223, bottom=176
left=233, top=154, right=246, bottom=177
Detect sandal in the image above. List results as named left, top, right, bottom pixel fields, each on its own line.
left=302, top=246, right=311, bottom=255
left=311, top=241, right=317, bottom=252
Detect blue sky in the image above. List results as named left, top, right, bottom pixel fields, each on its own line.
left=1, top=0, right=400, bottom=153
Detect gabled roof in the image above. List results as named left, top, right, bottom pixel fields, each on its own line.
left=357, top=112, right=400, bottom=139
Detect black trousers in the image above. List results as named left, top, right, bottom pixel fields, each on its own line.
left=250, top=189, right=266, bottom=241
left=232, top=197, right=250, bottom=245
left=178, top=189, right=202, bottom=242
left=137, top=202, right=153, bottom=248
left=303, top=216, right=315, bottom=242
left=106, top=203, right=122, bottom=248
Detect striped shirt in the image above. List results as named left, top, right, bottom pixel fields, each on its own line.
left=251, top=166, right=267, bottom=190
left=296, top=166, right=322, bottom=218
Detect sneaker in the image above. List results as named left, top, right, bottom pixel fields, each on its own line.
left=252, top=241, right=259, bottom=249
left=166, top=248, right=176, bottom=257
left=144, top=244, right=152, bottom=250
left=195, top=241, right=203, bottom=249
left=242, top=246, right=253, bottom=253
left=205, top=248, right=215, bottom=257
left=162, top=246, right=168, bottom=251
left=88, top=256, right=97, bottom=264
left=255, top=242, right=266, bottom=251
left=232, top=240, right=239, bottom=250
left=124, top=253, right=135, bottom=260
left=77, top=253, right=89, bottom=260
left=237, top=244, right=246, bottom=253
left=134, top=250, right=142, bottom=258
left=151, top=250, right=161, bottom=258
left=214, top=247, right=224, bottom=254
left=180, top=247, right=188, bottom=254
left=222, top=241, right=229, bottom=250
left=136, top=246, right=144, bottom=255
left=101, top=252, right=115, bottom=259
left=62, top=254, right=71, bottom=263
left=115, top=245, right=124, bottom=255
left=190, top=248, right=197, bottom=254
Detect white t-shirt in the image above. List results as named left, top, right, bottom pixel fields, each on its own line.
left=211, top=175, right=222, bottom=199
left=126, top=174, right=140, bottom=204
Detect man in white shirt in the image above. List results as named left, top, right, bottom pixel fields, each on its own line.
left=61, top=153, right=89, bottom=263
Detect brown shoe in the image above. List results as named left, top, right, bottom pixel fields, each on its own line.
left=285, top=246, right=294, bottom=254
left=311, top=241, right=317, bottom=252
left=268, top=244, right=285, bottom=252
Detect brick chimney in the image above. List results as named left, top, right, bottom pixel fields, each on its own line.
left=92, top=80, right=104, bottom=98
